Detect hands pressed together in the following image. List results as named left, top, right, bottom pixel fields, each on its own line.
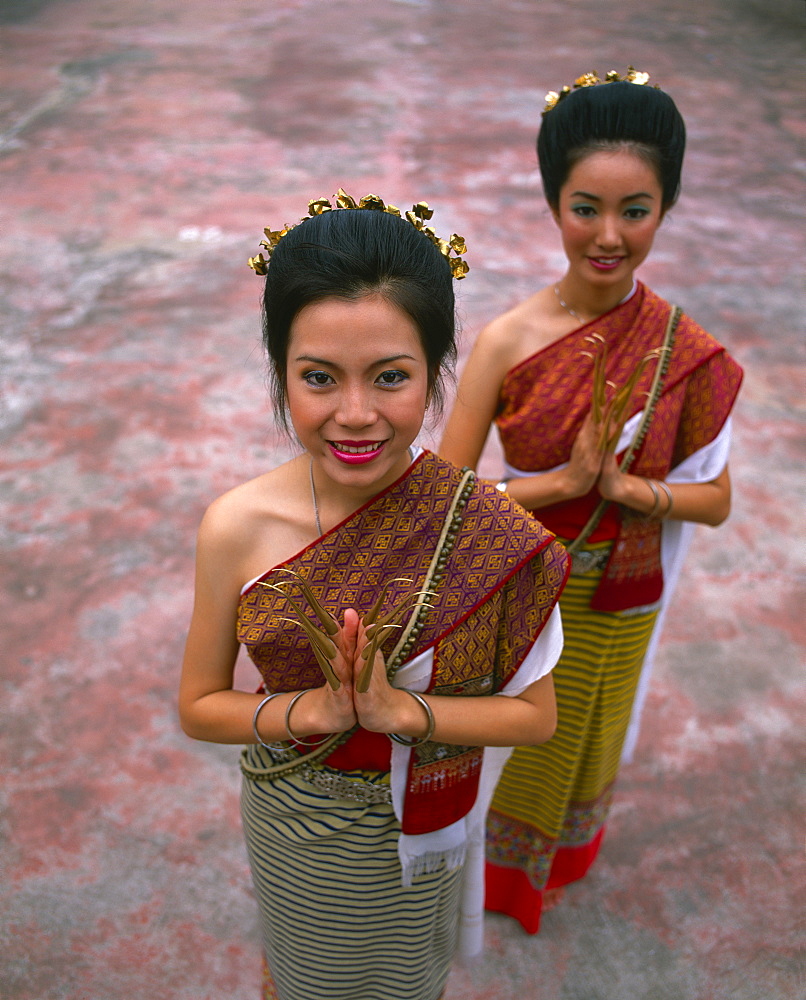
left=565, top=410, right=628, bottom=504
left=295, top=608, right=416, bottom=737
left=261, top=573, right=433, bottom=742
left=565, top=340, right=667, bottom=509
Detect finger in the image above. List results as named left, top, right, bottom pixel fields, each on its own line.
left=330, top=651, right=354, bottom=691
left=269, top=568, right=339, bottom=636
left=311, top=643, right=341, bottom=690
left=355, top=637, right=390, bottom=694
left=334, top=607, right=357, bottom=666
left=355, top=638, right=378, bottom=693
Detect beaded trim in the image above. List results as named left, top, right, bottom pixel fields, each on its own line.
left=385, top=467, right=475, bottom=671
left=299, top=764, right=392, bottom=805
left=618, top=308, right=678, bottom=464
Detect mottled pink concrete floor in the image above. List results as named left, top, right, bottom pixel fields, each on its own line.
left=1, top=1, right=804, bottom=998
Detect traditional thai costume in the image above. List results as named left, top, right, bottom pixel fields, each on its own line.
left=485, top=283, right=743, bottom=933
left=236, top=450, right=569, bottom=999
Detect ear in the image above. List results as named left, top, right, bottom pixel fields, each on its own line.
left=549, top=202, right=561, bottom=227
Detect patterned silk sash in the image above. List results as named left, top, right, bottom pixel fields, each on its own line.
left=237, top=451, right=569, bottom=833
left=495, top=284, right=743, bottom=611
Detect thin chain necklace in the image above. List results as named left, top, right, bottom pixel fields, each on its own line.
left=554, top=283, right=585, bottom=322
left=309, top=459, right=322, bottom=536
left=554, top=280, right=637, bottom=323
left=308, top=447, right=417, bottom=538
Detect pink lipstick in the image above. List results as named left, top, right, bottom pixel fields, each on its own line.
left=328, top=440, right=387, bottom=465
left=588, top=256, right=624, bottom=272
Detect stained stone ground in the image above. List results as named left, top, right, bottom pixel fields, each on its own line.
left=1, top=2, right=804, bottom=999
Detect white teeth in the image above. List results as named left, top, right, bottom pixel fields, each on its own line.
left=335, top=442, right=381, bottom=454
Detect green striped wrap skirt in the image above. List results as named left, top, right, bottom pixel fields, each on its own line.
left=487, top=565, right=659, bottom=889
left=240, top=745, right=462, bottom=1000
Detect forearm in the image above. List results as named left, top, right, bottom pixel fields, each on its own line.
left=502, top=466, right=592, bottom=511
left=179, top=685, right=350, bottom=745
left=371, top=682, right=557, bottom=748
left=600, top=470, right=731, bottom=526
left=180, top=688, right=288, bottom=744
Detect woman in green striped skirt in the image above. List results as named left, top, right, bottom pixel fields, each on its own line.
left=440, top=69, right=743, bottom=933
left=179, top=192, right=569, bottom=999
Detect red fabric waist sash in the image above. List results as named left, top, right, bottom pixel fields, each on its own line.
left=326, top=728, right=390, bottom=770
left=535, top=494, right=620, bottom=543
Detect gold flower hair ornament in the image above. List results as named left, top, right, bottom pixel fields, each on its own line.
left=259, top=568, right=436, bottom=692
left=248, top=187, right=469, bottom=279
left=542, top=66, right=656, bottom=116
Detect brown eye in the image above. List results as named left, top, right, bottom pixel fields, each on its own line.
left=304, top=371, right=334, bottom=386
left=376, top=370, right=407, bottom=387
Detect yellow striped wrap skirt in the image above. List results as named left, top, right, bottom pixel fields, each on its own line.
left=240, top=743, right=462, bottom=1000
left=487, top=562, right=659, bottom=889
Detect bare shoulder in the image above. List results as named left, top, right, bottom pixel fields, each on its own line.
left=198, top=459, right=306, bottom=567
left=202, top=470, right=276, bottom=539
left=474, top=287, right=563, bottom=371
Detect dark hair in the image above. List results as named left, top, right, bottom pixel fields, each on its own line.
left=261, top=206, right=457, bottom=430
left=537, top=82, right=686, bottom=211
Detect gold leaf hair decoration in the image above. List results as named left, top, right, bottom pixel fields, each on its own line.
left=248, top=188, right=469, bottom=279
left=542, top=66, right=656, bottom=116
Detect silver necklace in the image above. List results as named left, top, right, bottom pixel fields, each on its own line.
left=554, top=283, right=584, bottom=322
left=309, top=459, right=322, bottom=536
left=308, top=447, right=416, bottom=538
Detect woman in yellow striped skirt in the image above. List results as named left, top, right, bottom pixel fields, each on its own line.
left=440, top=69, right=743, bottom=932
left=179, top=192, right=569, bottom=998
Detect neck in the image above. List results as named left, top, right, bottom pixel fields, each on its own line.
left=307, top=449, right=415, bottom=534
left=556, top=275, right=636, bottom=323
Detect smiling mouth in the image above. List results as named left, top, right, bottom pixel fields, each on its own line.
left=328, top=440, right=389, bottom=464
left=330, top=441, right=386, bottom=454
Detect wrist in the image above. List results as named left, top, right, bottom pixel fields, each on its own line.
left=377, top=688, right=430, bottom=738
left=638, top=478, right=673, bottom=519
left=388, top=690, right=435, bottom=747
left=607, top=474, right=654, bottom=513
left=287, top=687, right=328, bottom=736
left=560, top=466, right=593, bottom=501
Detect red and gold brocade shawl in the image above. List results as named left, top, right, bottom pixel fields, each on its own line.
left=495, top=283, right=743, bottom=611
left=236, top=451, right=569, bottom=835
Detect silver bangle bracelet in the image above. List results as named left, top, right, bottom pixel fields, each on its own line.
left=252, top=692, right=287, bottom=751
left=388, top=690, right=435, bottom=748
left=284, top=689, right=332, bottom=747
left=645, top=478, right=661, bottom=518
left=657, top=480, right=674, bottom=518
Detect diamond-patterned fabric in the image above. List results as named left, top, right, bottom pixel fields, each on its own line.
left=495, top=283, right=743, bottom=611
left=237, top=452, right=566, bottom=691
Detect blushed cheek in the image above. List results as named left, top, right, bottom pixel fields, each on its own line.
left=394, top=394, right=428, bottom=438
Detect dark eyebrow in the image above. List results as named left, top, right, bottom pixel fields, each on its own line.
left=293, top=354, right=419, bottom=366
left=570, top=189, right=656, bottom=201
